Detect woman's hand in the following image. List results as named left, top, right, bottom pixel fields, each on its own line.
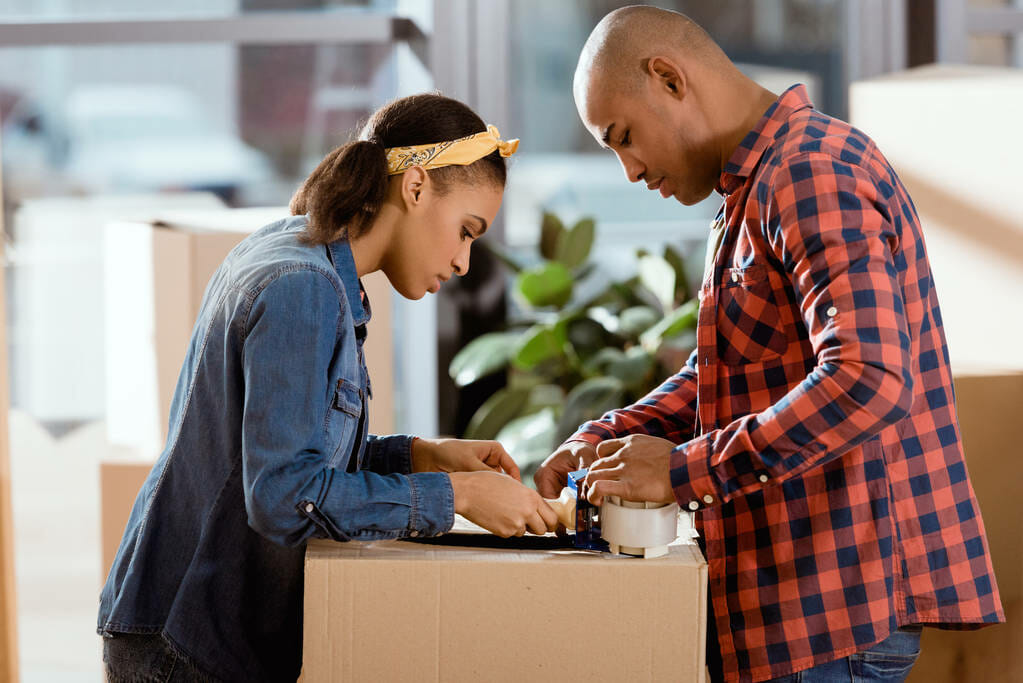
left=449, top=471, right=559, bottom=537
left=412, top=438, right=521, bottom=481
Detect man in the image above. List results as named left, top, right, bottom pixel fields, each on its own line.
left=535, top=6, right=1004, bottom=682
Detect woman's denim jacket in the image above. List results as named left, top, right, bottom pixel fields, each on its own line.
left=97, top=215, right=454, bottom=681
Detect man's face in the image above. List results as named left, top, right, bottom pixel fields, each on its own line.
left=577, top=71, right=720, bottom=206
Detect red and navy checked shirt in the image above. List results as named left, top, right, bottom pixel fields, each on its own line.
left=570, top=85, right=1004, bottom=682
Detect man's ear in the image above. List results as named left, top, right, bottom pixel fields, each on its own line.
left=646, top=56, right=686, bottom=100
left=400, top=165, right=428, bottom=210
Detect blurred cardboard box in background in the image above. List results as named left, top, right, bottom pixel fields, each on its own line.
left=850, top=65, right=1023, bottom=371
left=907, top=368, right=1023, bottom=683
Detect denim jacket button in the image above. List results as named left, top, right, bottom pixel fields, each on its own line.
left=409, top=530, right=420, bottom=537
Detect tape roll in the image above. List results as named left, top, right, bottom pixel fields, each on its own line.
left=600, top=497, right=680, bottom=550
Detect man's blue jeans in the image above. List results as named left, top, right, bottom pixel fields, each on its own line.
left=765, top=626, right=923, bottom=682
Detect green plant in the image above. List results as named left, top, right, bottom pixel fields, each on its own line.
left=449, top=212, right=699, bottom=485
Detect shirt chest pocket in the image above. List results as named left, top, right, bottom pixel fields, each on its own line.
left=325, top=377, right=363, bottom=468
left=716, top=264, right=791, bottom=365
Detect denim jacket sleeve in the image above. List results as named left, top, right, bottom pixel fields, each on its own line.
left=240, top=268, right=454, bottom=546
left=362, top=434, right=415, bottom=475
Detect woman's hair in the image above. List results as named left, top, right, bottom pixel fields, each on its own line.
left=291, top=93, right=508, bottom=245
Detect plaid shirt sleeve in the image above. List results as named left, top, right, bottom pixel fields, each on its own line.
left=570, top=153, right=914, bottom=510
left=568, top=348, right=699, bottom=447
left=670, top=153, right=914, bottom=507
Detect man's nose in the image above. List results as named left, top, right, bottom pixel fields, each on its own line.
left=616, top=151, right=645, bottom=183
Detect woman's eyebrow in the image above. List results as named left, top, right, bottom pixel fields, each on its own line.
left=468, top=214, right=488, bottom=234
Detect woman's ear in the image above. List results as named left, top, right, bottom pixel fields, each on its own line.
left=400, top=165, right=429, bottom=210
left=646, top=56, right=686, bottom=100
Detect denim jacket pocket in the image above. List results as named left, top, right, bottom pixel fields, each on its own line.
left=326, top=377, right=363, bottom=468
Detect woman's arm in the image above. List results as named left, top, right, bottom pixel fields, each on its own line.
left=240, top=268, right=453, bottom=545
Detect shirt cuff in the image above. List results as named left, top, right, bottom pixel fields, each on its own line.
left=567, top=422, right=617, bottom=446
left=368, top=434, right=415, bottom=475
left=405, top=472, right=454, bottom=537
left=669, top=435, right=722, bottom=511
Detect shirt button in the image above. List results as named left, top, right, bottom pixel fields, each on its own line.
left=759, top=474, right=769, bottom=483
left=826, top=306, right=838, bottom=317
left=703, top=494, right=714, bottom=504
left=305, top=503, right=314, bottom=513
left=409, top=530, right=420, bottom=537
left=688, top=500, right=700, bottom=511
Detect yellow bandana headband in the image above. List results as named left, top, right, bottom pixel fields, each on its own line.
left=384, top=124, right=519, bottom=175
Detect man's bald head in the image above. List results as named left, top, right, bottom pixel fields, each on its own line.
left=574, top=5, right=731, bottom=106
left=573, top=6, right=776, bottom=206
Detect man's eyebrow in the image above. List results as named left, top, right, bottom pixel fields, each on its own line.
left=600, top=122, right=616, bottom=146
left=468, top=214, right=488, bottom=234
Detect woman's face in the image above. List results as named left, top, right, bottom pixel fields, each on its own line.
left=384, top=179, right=504, bottom=300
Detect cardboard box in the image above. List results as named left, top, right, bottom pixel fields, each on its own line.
left=850, top=65, right=1023, bottom=369
left=907, top=368, right=1023, bottom=683
left=302, top=531, right=707, bottom=682
left=104, top=208, right=394, bottom=457
left=100, top=461, right=153, bottom=577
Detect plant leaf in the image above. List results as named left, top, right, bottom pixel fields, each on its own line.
left=515, top=262, right=573, bottom=308
left=481, top=240, right=524, bottom=274
left=639, top=299, right=699, bottom=352
left=586, top=306, right=621, bottom=334
left=638, top=254, right=676, bottom=312
left=557, top=217, right=595, bottom=270
left=663, top=243, right=690, bottom=302
left=463, top=386, right=532, bottom=440
left=566, top=317, right=608, bottom=354
left=606, top=346, right=655, bottom=390
left=617, top=305, right=660, bottom=338
left=580, top=347, right=626, bottom=377
left=512, top=325, right=564, bottom=371
left=525, top=383, right=566, bottom=414
left=539, top=212, right=565, bottom=261
left=495, top=408, right=559, bottom=485
left=556, top=376, right=626, bottom=443
left=448, top=331, right=519, bottom=386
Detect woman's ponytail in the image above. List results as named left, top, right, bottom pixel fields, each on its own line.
left=291, top=139, right=388, bottom=245
left=292, top=93, right=507, bottom=246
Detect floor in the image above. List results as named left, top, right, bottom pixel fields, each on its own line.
left=9, top=409, right=138, bottom=683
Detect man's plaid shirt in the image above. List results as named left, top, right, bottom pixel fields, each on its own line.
left=570, top=85, right=1004, bottom=682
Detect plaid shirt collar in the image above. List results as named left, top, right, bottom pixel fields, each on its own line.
left=717, top=84, right=814, bottom=196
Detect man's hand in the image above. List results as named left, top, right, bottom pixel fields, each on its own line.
left=583, top=435, right=677, bottom=506
left=412, top=438, right=521, bottom=481
left=449, top=471, right=559, bottom=537
left=533, top=441, right=599, bottom=499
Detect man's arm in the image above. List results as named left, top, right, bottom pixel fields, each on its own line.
left=664, top=153, right=913, bottom=509
left=570, top=348, right=700, bottom=446
left=534, top=350, right=699, bottom=497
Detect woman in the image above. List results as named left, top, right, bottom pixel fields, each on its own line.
left=99, top=93, right=559, bottom=682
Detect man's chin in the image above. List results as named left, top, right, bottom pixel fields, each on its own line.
left=676, top=186, right=715, bottom=206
